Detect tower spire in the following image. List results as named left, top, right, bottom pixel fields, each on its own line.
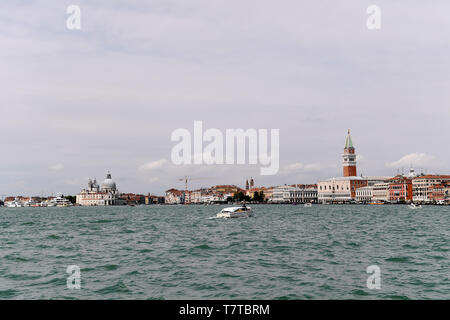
left=343, top=130, right=357, bottom=177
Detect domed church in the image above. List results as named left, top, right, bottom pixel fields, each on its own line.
left=76, top=172, right=122, bottom=206
left=101, top=172, right=117, bottom=192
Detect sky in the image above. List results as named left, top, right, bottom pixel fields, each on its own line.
left=1, top=0, right=449, bottom=196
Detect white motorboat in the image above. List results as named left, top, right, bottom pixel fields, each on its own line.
left=6, top=201, right=22, bottom=208
left=217, top=205, right=252, bottom=218
left=23, top=198, right=39, bottom=207
left=408, top=203, right=422, bottom=209
left=304, top=203, right=312, bottom=208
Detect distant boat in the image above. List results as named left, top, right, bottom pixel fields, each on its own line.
left=217, top=205, right=252, bottom=218
left=408, top=203, right=422, bottom=209
left=23, top=198, right=39, bottom=207
left=304, top=203, right=312, bottom=208
left=6, top=201, right=22, bottom=208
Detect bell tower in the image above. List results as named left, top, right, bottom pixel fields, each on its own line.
left=343, top=129, right=357, bottom=177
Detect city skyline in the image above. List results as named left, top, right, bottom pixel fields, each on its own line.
left=2, top=1, right=450, bottom=196
left=1, top=129, right=446, bottom=198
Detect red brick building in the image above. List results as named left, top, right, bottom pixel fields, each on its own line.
left=388, top=176, right=413, bottom=203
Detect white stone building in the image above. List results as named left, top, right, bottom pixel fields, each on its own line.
left=372, top=183, right=390, bottom=202
left=270, top=185, right=318, bottom=203
left=76, top=173, right=122, bottom=206
left=355, top=186, right=374, bottom=203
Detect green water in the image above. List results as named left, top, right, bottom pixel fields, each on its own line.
left=0, top=204, right=448, bottom=299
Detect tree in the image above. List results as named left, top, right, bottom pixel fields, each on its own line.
left=233, top=192, right=251, bottom=202
left=64, top=195, right=76, bottom=204
left=252, top=191, right=265, bottom=203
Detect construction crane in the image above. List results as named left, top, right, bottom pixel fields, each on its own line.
left=178, top=176, right=209, bottom=193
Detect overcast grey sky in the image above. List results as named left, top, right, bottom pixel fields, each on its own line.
left=1, top=0, right=449, bottom=196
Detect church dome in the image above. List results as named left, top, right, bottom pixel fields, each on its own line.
left=101, top=173, right=117, bottom=191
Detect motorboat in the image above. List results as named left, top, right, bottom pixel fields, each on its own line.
left=216, top=205, right=252, bottom=218
left=6, top=201, right=22, bottom=208
left=304, top=203, right=312, bottom=208
left=408, top=203, right=422, bottom=209
left=23, top=198, right=39, bottom=207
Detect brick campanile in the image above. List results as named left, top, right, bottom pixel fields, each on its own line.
left=343, top=129, right=357, bottom=177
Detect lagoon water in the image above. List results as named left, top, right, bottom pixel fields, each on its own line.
left=0, top=204, right=448, bottom=299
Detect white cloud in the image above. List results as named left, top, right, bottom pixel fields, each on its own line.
left=385, top=153, right=435, bottom=168
left=139, top=159, right=168, bottom=171
left=49, top=163, right=64, bottom=171
left=284, top=162, right=321, bottom=172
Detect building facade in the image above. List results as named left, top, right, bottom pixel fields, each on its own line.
left=318, top=176, right=368, bottom=203
left=388, top=175, right=413, bottom=203
left=355, top=186, right=374, bottom=203
left=412, top=175, right=450, bottom=203
left=76, top=173, right=122, bottom=206
left=270, top=185, right=318, bottom=203
left=372, top=182, right=389, bottom=202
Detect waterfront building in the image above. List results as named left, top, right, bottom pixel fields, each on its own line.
left=427, top=183, right=450, bottom=203
left=270, top=185, right=318, bottom=203
left=318, top=176, right=368, bottom=203
left=270, top=185, right=294, bottom=203
left=120, top=193, right=146, bottom=205
left=291, top=184, right=318, bottom=203
left=76, top=173, right=122, bottom=206
left=372, top=182, right=390, bottom=202
left=165, top=189, right=184, bottom=204
left=213, top=185, right=242, bottom=195
left=263, top=187, right=274, bottom=202
left=412, top=175, right=450, bottom=203
left=190, top=189, right=203, bottom=204
left=388, top=175, right=413, bottom=203
left=355, top=186, right=374, bottom=203
left=145, top=194, right=165, bottom=204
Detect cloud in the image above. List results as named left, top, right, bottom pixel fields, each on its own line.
left=385, top=153, right=435, bottom=168
left=49, top=163, right=64, bottom=171
left=284, top=162, right=321, bottom=172
left=139, top=159, right=168, bottom=171
left=1, top=1, right=450, bottom=195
